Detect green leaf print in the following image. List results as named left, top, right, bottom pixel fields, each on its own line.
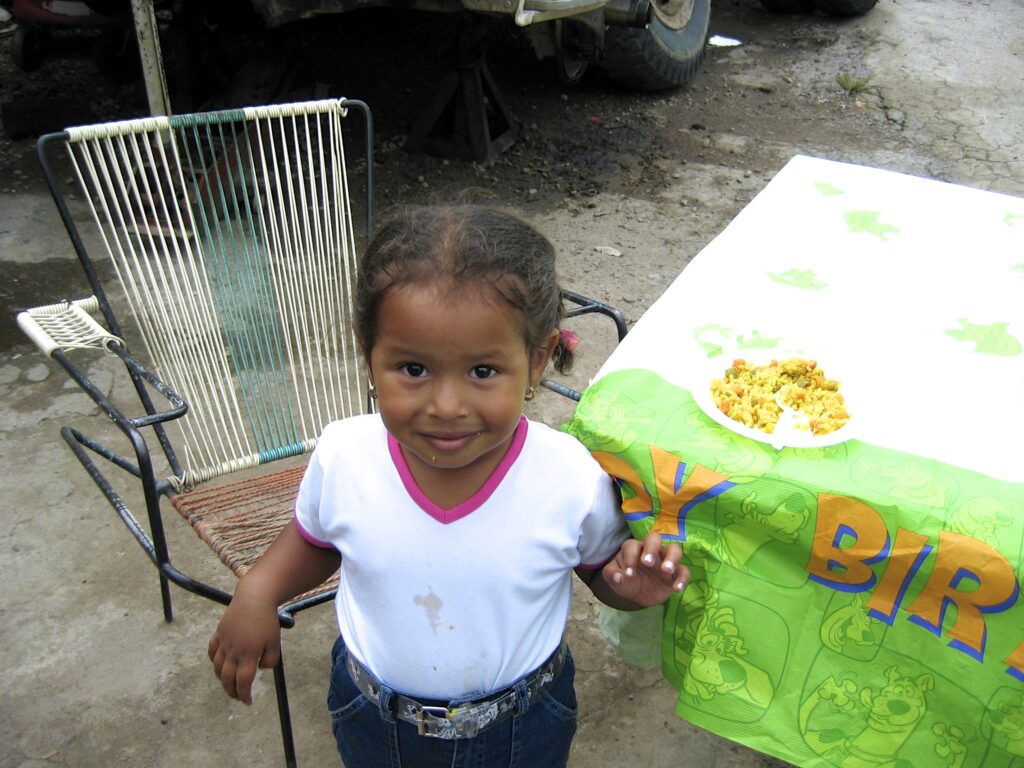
left=693, top=324, right=733, bottom=358
left=815, top=181, right=844, bottom=196
left=693, top=325, right=781, bottom=357
left=736, top=330, right=782, bottom=350
left=844, top=211, right=900, bottom=241
left=768, top=268, right=827, bottom=290
left=945, top=319, right=1022, bottom=356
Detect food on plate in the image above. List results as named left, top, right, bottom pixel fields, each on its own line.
left=709, top=357, right=850, bottom=436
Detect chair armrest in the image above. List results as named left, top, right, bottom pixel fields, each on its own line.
left=17, top=296, right=117, bottom=355
left=561, top=289, right=629, bottom=342
left=17, top=298, right=188, bottom=430
left=543, top=290, right=629, bottom=401
left=70, top=343, right=189, bottom=431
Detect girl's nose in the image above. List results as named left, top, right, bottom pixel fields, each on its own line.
left=428, top=378, right=466, bottom=418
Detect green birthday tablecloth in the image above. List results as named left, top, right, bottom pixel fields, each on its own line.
left=565, top=156, right=1024, bottom=768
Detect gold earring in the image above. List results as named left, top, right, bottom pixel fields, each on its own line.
left=368, top=385, right=377, bottom=399
left=525, top=386, right=536, bottom=402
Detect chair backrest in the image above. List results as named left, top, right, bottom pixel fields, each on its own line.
left=44, top=99, right=373, bottom=490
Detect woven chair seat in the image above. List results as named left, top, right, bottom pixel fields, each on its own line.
left=172, top=465, right=339, bottom=605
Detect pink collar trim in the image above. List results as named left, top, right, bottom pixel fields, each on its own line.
left=388, top=416, right=528, bottom=524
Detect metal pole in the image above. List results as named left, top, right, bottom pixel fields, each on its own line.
left=130, top=0, right=172, bottom=116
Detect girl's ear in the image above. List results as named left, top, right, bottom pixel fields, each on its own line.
left=529, top=329, right=560, bottom=387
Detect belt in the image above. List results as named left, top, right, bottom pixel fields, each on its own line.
left=345, top=642, right=568, bottom=739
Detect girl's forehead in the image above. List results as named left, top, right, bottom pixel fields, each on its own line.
left=378, top=279, right=532, bottom=344
left=388, top=274, right=525, bottom=307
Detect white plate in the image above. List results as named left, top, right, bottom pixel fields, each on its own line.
left=692, top=354, right=854, bottom=449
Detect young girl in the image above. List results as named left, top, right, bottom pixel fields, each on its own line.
left=208, top=204, right=689, bottom=767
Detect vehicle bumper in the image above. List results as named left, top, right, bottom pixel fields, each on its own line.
left=249, top=0, right=614, bottom=27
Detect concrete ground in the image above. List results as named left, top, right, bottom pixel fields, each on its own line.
left=2, top=1, right=1023, bottom=766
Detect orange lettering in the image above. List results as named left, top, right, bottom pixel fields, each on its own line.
left=647, top=446, right=733, bottom=540
left=1005, top=639, right=1024, bottom=681
left=593, top=447, right=733, bottom=540
left=592, top=451, right=653, bottom=519
left=907, top=531, right=1019, bottom=661
left=866, top=527, right=932, bottom=624
left=806, top=494, right=890, bottom=592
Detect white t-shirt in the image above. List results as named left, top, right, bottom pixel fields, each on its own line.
left=294, top=414, right=626, bottom=699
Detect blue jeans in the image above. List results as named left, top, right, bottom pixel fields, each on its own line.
left=327, top=635, right=578, bottom=768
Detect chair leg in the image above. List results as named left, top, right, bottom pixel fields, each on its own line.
left=273, top=656, right=298, bottom=768
left=159, top=573, right=174, bottom=623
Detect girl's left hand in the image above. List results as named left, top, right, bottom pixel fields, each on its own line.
left=602, top=531, right=689, bottom=607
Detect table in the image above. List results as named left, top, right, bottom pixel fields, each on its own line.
left=564, top=156, right=1024, bottom=768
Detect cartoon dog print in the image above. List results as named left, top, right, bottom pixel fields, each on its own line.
left=988, top=697, right=1024, bottom=757
left=799, top=665, right=953, bottom=768
left=820, top=593, right=879, bottom=656
left=680, top=587, right=774, bottom=709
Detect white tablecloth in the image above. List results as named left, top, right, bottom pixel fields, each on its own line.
left=595, top=155, right=1024, bottom=483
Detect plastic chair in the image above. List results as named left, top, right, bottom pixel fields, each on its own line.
left=16, top=97, right=626, bottom=766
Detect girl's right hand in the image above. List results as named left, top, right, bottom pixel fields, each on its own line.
left=208, top=586, right=282, bottom=705
left=206, top=520, right=341, bottom=704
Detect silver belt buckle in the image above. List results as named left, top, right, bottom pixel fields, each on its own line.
left=416, top=705, right=454, bottom=737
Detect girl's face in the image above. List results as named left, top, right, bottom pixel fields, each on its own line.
left=368, top=280, right=556, bottom=497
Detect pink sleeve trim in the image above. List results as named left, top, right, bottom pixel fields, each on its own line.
left=294, top=514, right=334, bottom=549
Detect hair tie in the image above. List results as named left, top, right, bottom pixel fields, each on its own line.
left=559, top=328, right=581, bottom=352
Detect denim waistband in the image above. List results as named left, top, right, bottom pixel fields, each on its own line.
left=345, top=641, right=568, bottom=739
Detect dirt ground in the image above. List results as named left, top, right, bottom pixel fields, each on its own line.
left=2, top=0, right=1022, bottom=766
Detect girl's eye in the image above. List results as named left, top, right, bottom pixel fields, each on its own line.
left=401, top=363, right=427, bottom=378
left=470, top=365, right=497, bottom=379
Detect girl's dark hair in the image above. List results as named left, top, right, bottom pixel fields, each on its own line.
left=355, top=204, right=573, bottom=373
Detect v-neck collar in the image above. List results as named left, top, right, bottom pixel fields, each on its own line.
left=387, top=416, right=528, bottom=524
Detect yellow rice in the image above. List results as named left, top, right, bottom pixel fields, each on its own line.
left=709, top=358, right=850, bottom=436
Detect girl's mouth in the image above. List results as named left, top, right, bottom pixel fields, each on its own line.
left=423, top=432, right=477, bottom=453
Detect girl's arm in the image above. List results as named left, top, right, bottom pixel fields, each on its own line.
left=208, top=520, right=340, bottom=705
left=576, top=531, right=689, bottom=611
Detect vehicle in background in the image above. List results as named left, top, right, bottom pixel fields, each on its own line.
left=246, top=0, right=876, bottom=92
left=8, top=0, right=878, bottom=91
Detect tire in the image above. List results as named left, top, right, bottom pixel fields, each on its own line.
left=598, top=0, right=711, bottom=91
left=760, top=0, right=815, bottom=12
left=815, top=0, right=877, bottom=15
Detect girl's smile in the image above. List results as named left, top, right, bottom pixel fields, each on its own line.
left=368, top=279, right=555, bottom=506
left=422, top=431, right=481, bottom=453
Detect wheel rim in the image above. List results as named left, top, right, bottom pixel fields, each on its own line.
left=651, top=0, right=695, bottom=31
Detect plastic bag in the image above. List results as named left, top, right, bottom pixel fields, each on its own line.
left=597, top=604, right=663, bottom=669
